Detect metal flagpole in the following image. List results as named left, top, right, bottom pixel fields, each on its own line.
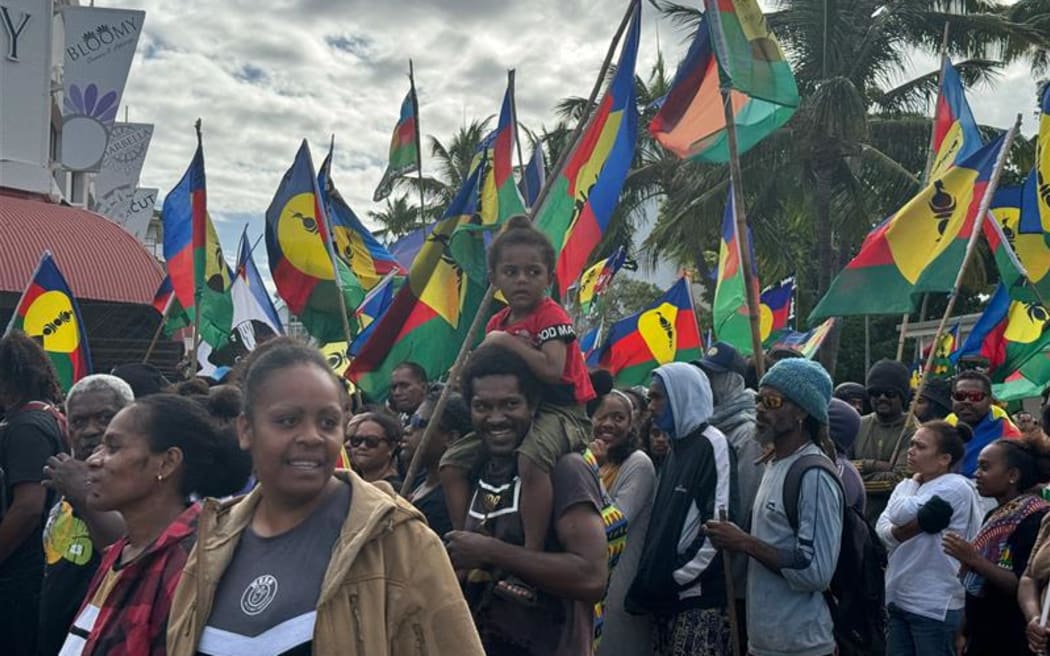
left=188, top=119, right=203, bottom=378
left=508, top=68, right=531, bottom=209
left=410, top=60, right=427, bottom=229
left=889, top=114, right=1021, bottom=467
left=399, top=0, right=640, bottom=498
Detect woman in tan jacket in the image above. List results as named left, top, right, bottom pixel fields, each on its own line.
left=166, top=338, right=482, bottom=656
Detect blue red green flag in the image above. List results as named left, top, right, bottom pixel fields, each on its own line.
left=348, top=165, right=489, bottom=399
left=264, top=140, right=364, bottom=344
left=534, top=1, right=640, bottom=296
left=374, top=87, right=420, bottom=202
left=319, top=146, right=406, bottom=291
left=5, top=252, right=92, bottom=391
left=589, top=277, right=703, bottom=386
left=929, top=57, right=983, bottom=180
left=577, top=246, right=628, bottom=316
left=348, top=272, right=398, bottom=357
left=809, top=134, right=1008, bottom=323
left=160, top=134, right=233, bottom=350
left=759, top=276, right=794, bottom=343
left=151, top=275, right=190, bottom=336
left=713, top=184, right=761, bottom=354
left=951, top=284, right=1050, bottom=382
left=650, top=0, right=798, bottom=163
left=765, top=318, right=836, bottom=360
left=519, top=142, right=546, bottom=208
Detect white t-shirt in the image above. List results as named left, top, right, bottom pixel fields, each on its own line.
left=876, top=473, right=983, bottom=620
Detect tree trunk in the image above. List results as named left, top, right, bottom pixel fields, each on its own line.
left=814, top=164, right=840, bottom=375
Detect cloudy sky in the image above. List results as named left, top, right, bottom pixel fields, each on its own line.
left=99, top=0, right=1039, bottom=285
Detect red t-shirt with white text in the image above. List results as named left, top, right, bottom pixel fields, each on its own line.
left=486, top=297, right=596, bottom=406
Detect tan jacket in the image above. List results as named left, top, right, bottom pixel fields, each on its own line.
left=166, top=471, right=483, bottom=656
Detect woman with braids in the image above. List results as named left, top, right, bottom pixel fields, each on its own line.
left=0, top=331, right=67, bottom=656
left=166, top=337, right=481, bottom=656
left=876, top=420, right=983, bottom=656
left=589, top=389, right=655, bottom=656
left=58, top=394, right=249, bottom=655
left=944, top=437, right=1050, bottom=655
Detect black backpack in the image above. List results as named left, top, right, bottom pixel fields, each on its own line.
left=784, top=454, right=887, bottom=656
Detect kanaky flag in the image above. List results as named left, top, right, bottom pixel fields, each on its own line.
left=919, top=322, right=959, bottom=378
left=929, top=57, right=983, bottom=180
left=349, top=272, right=398, bottom=357
left=713, top=184, right=761, bottom=354
left=759, top=276, right=794, bottom=342
left=519, top=141, right=546, bottom=208
left=374, top=87, right=420, bottom=202
left=809, top=134, right=1007, bottom=323
left=951, top=284, right=1050, bottom=381
left=449, top=80, right=527, bottom=281
left=5, top=252, right=92, bottom=391
left=987, top=84, right=1050, bottom=302
left=534, top=1, right=640, bottom=296
left=765, top=319, right=835, bottom=360
left=265, top=140, right=364, bottom=344
left=319, top=146, right=405, bottom=291
left=151, top=275, right=190, bottom=337
left=348, top=165, right=489, bottom=399
left=578, top=246, right=628, bottom=315
left=650, top=0, right=798, bottom=163
left=590, top=277, right=702, bottom=386
left=230, top=230, right=283, bottom=353
left=994, top=350, right=1050, bottom=401
left=161, top=135, right=233, bottom=350
left=479, top=82, right=526, bottom=226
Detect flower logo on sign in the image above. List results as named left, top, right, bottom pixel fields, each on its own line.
left=62, top=83, right=119, bottom=170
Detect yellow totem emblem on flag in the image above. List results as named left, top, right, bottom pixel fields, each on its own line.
left=24, top=291, right=79, bottom=353
left=277, top=192, right=334, bottom=280
left=639, top=302, right=679, bottom=364
left=885, top=165, right=980, bottom=284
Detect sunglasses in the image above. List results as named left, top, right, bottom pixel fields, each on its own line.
left=867, top=389, right=900, bottom=400
left=348, top=435, right=387, bottom=449
left=407, top=414, right=429, bottom=430
left=755, top=393, right=785, bottom=410
left=952, top=390, right=987, bottom=403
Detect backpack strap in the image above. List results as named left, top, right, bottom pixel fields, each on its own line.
left=783, top=453, right=844, bottom=531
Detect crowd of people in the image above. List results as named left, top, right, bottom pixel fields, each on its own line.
left=2, top=217, right=1050, bottom=655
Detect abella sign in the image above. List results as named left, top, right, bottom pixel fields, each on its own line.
left=59, top=6, right=144, bottom=171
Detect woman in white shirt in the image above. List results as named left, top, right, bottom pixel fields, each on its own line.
left=877, top=420, right=983, bottom=656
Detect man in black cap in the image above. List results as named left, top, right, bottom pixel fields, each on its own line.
left=695, top=341, right=762, bottom=646
left=915, top=377, right=953, bottom=422
left=851, top=359, right=912, bottom=522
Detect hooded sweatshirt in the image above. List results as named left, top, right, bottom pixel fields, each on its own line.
left=626, top=363, right=736, bottom=614
left=165, top=470, right=482, bottom=656
left=708, top=370, right=763, bottom=600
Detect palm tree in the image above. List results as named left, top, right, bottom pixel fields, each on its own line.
left=368, top=195, right=424, bottom=242
left=638, top=0, right=1050, bottom=373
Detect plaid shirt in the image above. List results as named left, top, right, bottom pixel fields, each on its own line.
left=71, top=503, right=201, bottom=656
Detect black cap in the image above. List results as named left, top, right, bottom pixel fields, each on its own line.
left=695, top=341, right=748, bottom=377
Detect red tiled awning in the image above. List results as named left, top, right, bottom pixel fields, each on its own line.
left=0, top=191, right=163, bottom=304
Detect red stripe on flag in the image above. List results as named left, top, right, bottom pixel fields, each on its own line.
left=563, top=95, right=613, bottom=198
left=273, top=259, right=318, bottom=315
left=556, top=209, right=602, bottom=294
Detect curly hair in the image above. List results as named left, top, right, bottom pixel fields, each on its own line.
left=0, top=331, right=64, bottom=405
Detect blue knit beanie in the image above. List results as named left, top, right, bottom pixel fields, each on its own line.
left=759, top=358, right=833, bottom=425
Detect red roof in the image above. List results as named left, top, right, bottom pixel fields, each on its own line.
left=0, top=191, right=163, bottom=304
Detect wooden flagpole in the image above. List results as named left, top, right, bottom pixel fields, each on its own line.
left=399, top=0, right=639, bottom=497
left=143, top=295, right=174, bottom=364
left=720, top=90, right=766, bottom=378
left=508, top=68, right=531, bottom=208
left=889, top=114, right=1020, bottom=467
left=896, top=23, right=951, bottom=361
left=319, top=136, right=357, bottom=352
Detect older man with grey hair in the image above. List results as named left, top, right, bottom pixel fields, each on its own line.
left=38, top=374, right=132, bottom=656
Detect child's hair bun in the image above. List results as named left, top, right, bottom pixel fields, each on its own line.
left=504, top=214, right=532, bottom=230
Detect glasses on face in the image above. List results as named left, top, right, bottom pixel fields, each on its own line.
left=407, top=414, right=429, bottom=430
left=349, top=435, right=387, bottom=449
left=755, top=393, right=785, bottom=410
left=952, top=390, right=987, bottom=403
left=868, top=389, right=900, bottom=400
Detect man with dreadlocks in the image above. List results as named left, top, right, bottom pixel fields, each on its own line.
left=0, top=331, right=68, bottom=656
